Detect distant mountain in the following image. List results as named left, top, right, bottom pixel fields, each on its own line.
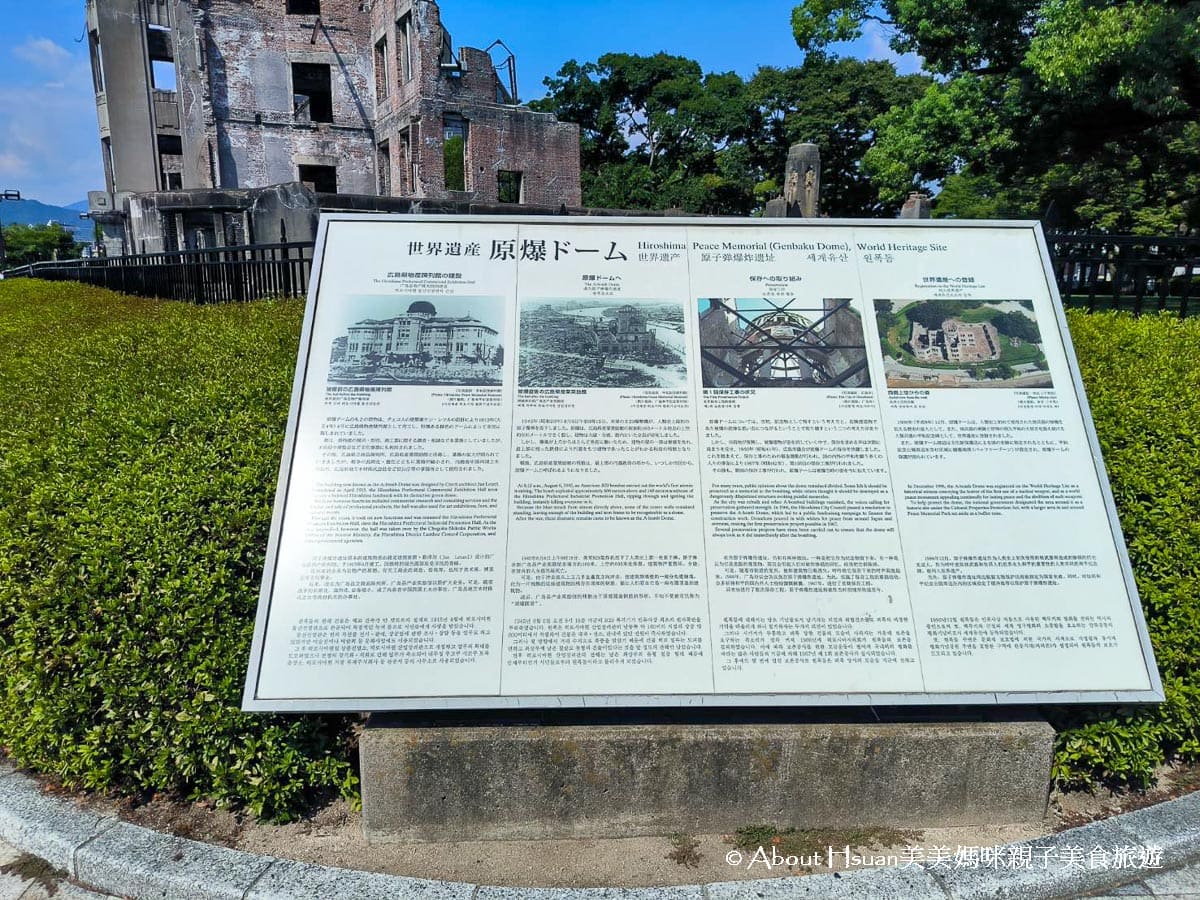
left=65, top=200, right=90, bottom=212
left=0, top=199, right=93, bottom=241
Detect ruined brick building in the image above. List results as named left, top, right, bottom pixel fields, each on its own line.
left=85, top=0, right=581, bottom=253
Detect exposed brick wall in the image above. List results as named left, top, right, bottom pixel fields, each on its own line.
left=177, top=0, right=378, bottom=194
left=113, top=0, right=581, bottom=252
left=369, top=0, right=581, bottom=206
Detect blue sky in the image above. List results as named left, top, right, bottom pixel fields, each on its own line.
left=0, top=1, right=918, bottom=206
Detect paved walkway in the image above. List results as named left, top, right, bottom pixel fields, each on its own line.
left=0, top=840, right=109, bottom=900
left=0, top=755, right=1197, bottom=899
left=1091, top=861, right=1200, bottom=897
left=0, top=826, right=1197, bottom=899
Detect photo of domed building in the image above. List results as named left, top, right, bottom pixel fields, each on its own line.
left=329, top=296, right=505, bottom=386
left=697, top=298, right=870, bottom=388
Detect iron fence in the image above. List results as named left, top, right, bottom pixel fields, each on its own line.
left=1046, top=233, right=1200, bottom=318
left=1, top=242, right=314, bottom=304
left=4, top=232, right=1198, bottom=317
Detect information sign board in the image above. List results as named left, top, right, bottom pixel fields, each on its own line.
left=242, top=216, right=1163, bottom=711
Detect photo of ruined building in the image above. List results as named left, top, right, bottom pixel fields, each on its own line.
left=519, top=300, right=688, bottom=388
left=909, top=319, right=1000, bottom=364
left=84, top=0, right=581, bottom=254
left=875, top=298, right=1053, bottom=388
left=697, top=298, right=870, bottom=388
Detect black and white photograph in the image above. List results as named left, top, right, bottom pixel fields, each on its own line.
left=328, top=295, right=506, bottom=386
left=697, top=297, right=870, bottom=388
left=518, top=298, right=688, bottom=388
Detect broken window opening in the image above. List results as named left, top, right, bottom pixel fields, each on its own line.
left=101, top=137, right=115, bottom=192
left=443, top=115, right=467, bottom=192
left=374, top=38, right=389, bottom=101
left=146, top=26, right=173, bottom=63
left=498, top=170, right=523, bottom=204
left=397, top=13, right=413, bottom=82
left=292, top=63, right=333, bottom=123
left=298, top=164, right=337, bottom=194
left=151, top=59, right=177, bottom=91
left=286, top=0, right=321, bottom=14
left=158, top=134, right=183, bottom=188
left=438, top=25, right=461, bottom=75
left=89, top=31, right=105, bottom=93
left=398, top=127, right=414, bottom=193
left=377, top=142, right=391, bottom=195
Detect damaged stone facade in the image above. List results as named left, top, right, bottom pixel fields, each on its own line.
left=86, top=0, right=581, bottom=253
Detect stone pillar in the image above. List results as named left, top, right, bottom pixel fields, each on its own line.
left=900, top=191, right=932, bottom=219
left=764, top=142, right=821, bottom=218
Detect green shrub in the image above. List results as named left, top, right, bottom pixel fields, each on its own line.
left=0, top=282, right=1197, bottom=814
left=1050, top=310, right=1200, bottom=788
left=0, top=280, right=357, bottom=821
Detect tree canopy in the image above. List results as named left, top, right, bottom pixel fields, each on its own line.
left=2, top=223, right=80, bottom=268
left=791, top=0, right=1200, bottom=231
left=531, top=52, right=929, bottom=216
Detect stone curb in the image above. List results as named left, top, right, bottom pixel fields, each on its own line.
left=0, top=761, right=1196, bottom=900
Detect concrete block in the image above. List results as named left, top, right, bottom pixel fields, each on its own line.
left=1109, top=792, right=1200, bottom=866
left=0, top=775, right=114, bottom=874
left=360, top=719, right=1054, bottom=842
left=1140, top=863, right=1200, bottom=894
left=477, top=888, right=703, bottom=900
left=708, top=866, right=946, bottom=900
left=245, top=858, right=473, bottom=900
left=73, top=820, right=271, bottom=899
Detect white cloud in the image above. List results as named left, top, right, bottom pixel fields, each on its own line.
left=13, top=38, right=74, bottom=72
left=861, top=20, right=924, bottom=76
left=0, top=51, right=103, bottom=205
left=0, top=152, right=31, bottom=177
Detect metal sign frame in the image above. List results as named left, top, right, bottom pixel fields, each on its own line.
left=243, top=215, right=1163, bottom=712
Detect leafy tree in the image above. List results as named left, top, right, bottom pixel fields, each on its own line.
left=443, top=135, right=465, bottom=192
left=904, top=298, right=961, bottom=329
left=533, top=53, right=756, bottom=214
left=747, top=55, right=930, bottom=216
left=534, top=51, right=928, bottom=216
left=791, top=0, right=1200, bottom=231
left=2, top=223, right=80, bottom=268
left=992, top=310, right=1041, bottom=342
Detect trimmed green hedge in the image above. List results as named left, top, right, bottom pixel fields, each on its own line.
left=0, top=282, right=1196, bottom=817
left=1050, top=310, right=1200, bottom=787
left=0, top=280, right=356, bottom=820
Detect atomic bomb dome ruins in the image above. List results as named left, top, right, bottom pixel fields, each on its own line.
left=84, top=0, right=582, bottom=254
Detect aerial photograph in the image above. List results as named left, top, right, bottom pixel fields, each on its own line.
left=697, top=297, right=870, bottom=388
left=875, top=298, right=1053, bottom=388
left=518, top=298, right=688, bottom=388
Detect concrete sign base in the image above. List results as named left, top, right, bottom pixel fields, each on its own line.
left=360, top=718, right=1054, bottom=842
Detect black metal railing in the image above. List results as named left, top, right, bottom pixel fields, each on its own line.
left=5, top=232, right=1197, bottom=317
left=1046, top=233, right=1200, bottom=318
left=2, top=242, right=314, bottom=304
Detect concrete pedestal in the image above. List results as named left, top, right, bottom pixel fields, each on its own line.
left=360, top=717, right=1054, bottom=842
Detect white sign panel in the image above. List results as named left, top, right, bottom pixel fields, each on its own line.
left=242, top=216, right=1162, bottom=711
